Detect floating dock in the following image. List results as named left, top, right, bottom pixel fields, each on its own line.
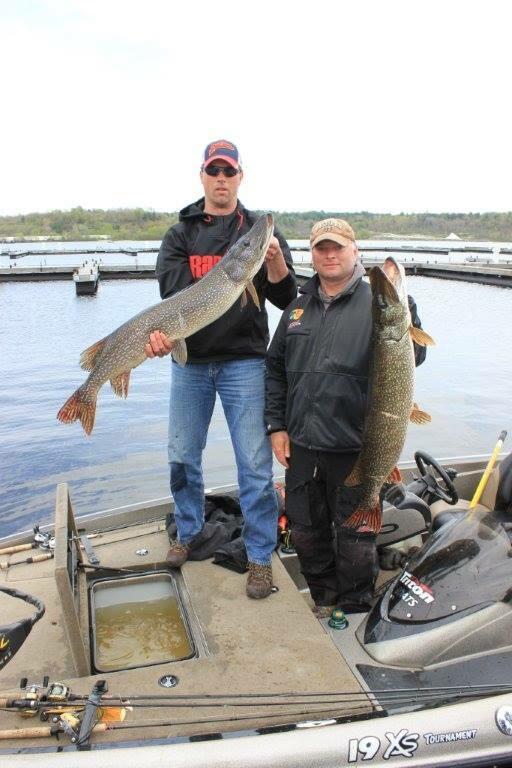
left=73, top=263, right=100, bottom=295
left=2, top=261, right=512, bottom=288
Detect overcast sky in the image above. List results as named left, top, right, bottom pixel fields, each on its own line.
left=1, top=0, right=510, bottom=216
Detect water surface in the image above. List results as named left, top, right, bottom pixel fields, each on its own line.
left=1, top=274, right=510, bottom=537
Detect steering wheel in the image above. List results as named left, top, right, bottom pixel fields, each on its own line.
left=414, top=451, right=459, bottom=505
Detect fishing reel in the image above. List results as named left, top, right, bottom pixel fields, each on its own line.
left=2, top=676, right=68, bottom=718
left=33, top=525, right=55, bottom=550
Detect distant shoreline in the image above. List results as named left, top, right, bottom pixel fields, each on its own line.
left=2, top=207, right=512, bottom=242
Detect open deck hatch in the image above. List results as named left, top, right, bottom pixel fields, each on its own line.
left=90, top=571, right=196, bottom=672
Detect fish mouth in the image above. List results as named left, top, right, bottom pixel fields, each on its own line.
left=382, top=256, right=404, bottom=287
left=369, top=265, right=400, bottom=306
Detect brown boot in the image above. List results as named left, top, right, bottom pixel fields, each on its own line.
left=166, top=542, right=190, bottom=568
left=246, top=562, right=273, bottom=599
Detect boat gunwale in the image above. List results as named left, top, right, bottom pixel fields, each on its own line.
left=0, top=453, right=501, bottom=549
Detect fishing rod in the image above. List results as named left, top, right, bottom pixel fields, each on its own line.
left=4, top=679, right=511, bottom=711
left=106, top=680, right=512, bottom=700
left=4, top=684, right=505, bottom=742
left=2, top=680, right=510, bottom=745
left=0, top=553, right=54, bottom=571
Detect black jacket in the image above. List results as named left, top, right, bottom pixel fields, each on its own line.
left=155, top=198, right=297, bottom=363
left=265, top=273, right=426, bottom=453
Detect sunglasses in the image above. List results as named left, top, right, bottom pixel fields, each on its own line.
left=203, top=165, right=240, bottom=178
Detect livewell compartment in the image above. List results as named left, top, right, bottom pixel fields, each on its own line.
left=89, top=571, right=196, bottom=672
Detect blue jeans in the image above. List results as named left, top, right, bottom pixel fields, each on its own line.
left=168, top=358, right=278, bottom=565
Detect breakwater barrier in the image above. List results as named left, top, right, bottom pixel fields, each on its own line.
left=2, top=261, right=512, bottom=288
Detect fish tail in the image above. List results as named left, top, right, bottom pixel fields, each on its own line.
left=342, top=502, right=382, bottom=534
left=57, top=385, right=97, bottom=435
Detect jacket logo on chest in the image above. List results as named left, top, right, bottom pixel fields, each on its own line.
left=189, top=254, right=222, bottom=279
left=287, top=307, right=304, bottom=329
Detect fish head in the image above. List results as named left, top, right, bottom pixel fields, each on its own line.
left=222, top=214, right=274, bottom=283
left=369, top=265, right=409, bottom=339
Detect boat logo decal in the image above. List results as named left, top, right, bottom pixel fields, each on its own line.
left=496, top=706, right=512, bottom=736
left=399, top=570, right=435, bottom=604
left=423, top=728, right=477, bottom=745
left=0, top=635, right=9, bottom=652
left=347, top=730, right=419, bottom=762
left=158, top=674, right=179, bottom=689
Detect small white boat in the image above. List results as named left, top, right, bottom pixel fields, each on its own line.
left=73, top=263, right=99, bottom=296
left=1, top=450, right=512, bottom=767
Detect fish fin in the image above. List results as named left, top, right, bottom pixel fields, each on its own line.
left=410, top=402, right=432, bottom=424
left=342, top=502, right=382, bottom=534
left=386, top=465, right=402, bottom=483
left=240, top=291, right=248, bottom=308
left=344, top=458, right=362, bottom=487
left=245, top=281, right=260, bottom=310
left=57, top=386, right=97, bottom=436
left=409, top=326, right=436, bottom=346
left=110, top=371, right=131, bottom=398
left=171, top=339, right=188, bottom=366
left=80, top=338, right=107, bottom=371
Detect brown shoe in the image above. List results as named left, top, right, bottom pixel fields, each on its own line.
left=166, top=542, right=190, bottom=568
left=246, top=562, right=273, bottom=599
left=312, top=604, right=336, bottom=620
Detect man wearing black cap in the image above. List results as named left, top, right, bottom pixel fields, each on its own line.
left=147, top=140, right=296, bottom=599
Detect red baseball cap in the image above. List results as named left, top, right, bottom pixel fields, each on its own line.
left=202, top=139, right=241, bottom=169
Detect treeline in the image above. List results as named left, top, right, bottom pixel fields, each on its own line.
left=2, top=207, right=512, bottom=241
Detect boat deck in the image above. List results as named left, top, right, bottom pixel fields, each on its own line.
left=0, top=513, right=370, bottom=750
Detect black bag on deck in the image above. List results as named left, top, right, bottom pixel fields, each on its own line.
left=165, top=492, right=245, bottom=565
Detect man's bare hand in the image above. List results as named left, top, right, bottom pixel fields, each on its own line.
left=271, top=430, right=291, bottom=469
left=265, top=236, right=284, bottom=263
left=145, top=330, right=174, bottom=358
left=265, top=236, right=289, bottom=283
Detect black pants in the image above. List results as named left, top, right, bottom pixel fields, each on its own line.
left=285, top=443, right=379, bottom=611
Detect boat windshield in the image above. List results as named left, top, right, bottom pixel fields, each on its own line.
left=387, top=510, right=512, bottom=622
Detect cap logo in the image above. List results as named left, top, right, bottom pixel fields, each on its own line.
left=310, top=217, right=355, bottom=245
left=208, top=141, right=235, bottom=157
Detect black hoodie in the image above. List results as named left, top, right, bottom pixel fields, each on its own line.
left=265, top=274, right=427, bottom=453
left=155, top=198, right=297, bottom=363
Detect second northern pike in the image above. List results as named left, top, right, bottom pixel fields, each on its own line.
left=342, top=257, right=435, bottom=533
left=57, top=213, right=274, bottom=435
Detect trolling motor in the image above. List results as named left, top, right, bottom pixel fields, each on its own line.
left=0, top=586, right=45, bottom=671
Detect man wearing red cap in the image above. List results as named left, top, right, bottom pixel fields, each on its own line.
left=146, top=140, right=296, bottom=599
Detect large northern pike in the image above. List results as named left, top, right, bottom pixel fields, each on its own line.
left=342, top=257, right=435, bottom=533
left=57, top=213, right=274, bottom=435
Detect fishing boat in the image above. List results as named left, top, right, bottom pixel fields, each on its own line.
left=1, top=448, right=512, bottom=767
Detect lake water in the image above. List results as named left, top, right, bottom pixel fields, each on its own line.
left=1, top=249, right=511, bottom=538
